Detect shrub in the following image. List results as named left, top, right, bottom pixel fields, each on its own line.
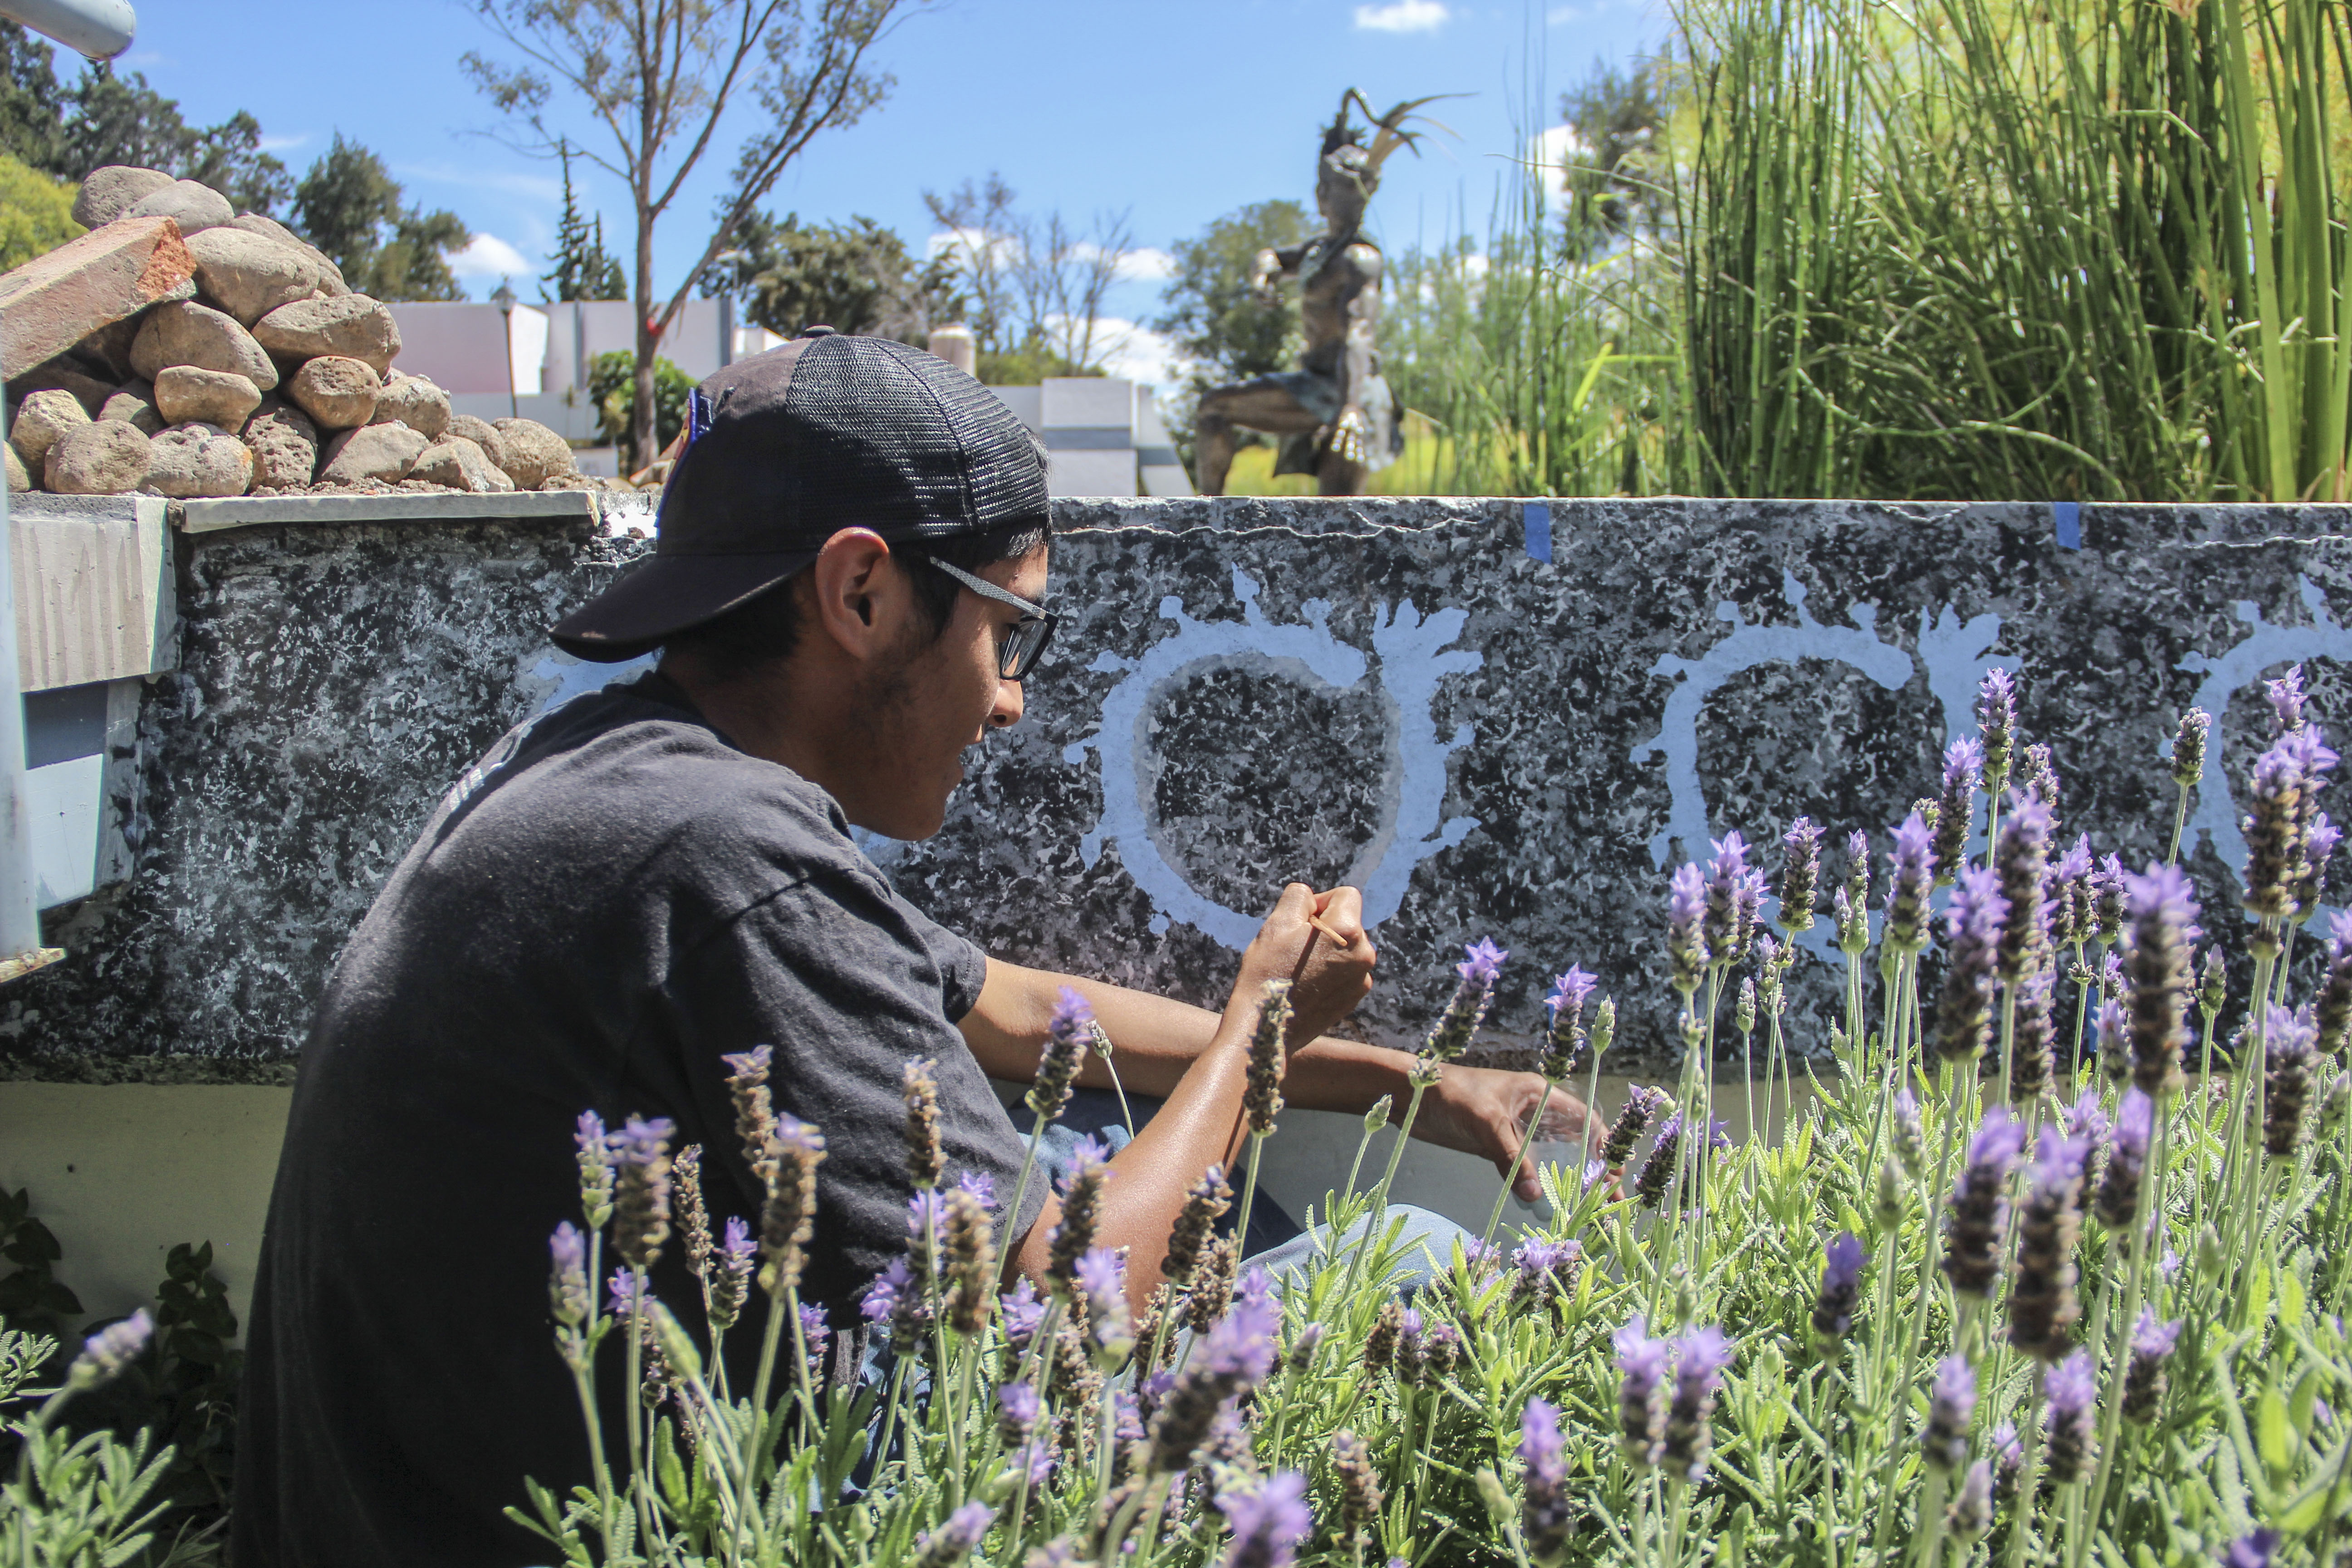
left=518, top=666, right=2352, bottom=1565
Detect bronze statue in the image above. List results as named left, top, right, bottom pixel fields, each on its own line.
left=1195, top=92, right=1442, bottom=497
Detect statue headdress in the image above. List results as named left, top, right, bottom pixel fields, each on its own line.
left=1318, top=90, right=1456, bottom=193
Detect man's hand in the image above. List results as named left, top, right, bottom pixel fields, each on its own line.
left=1411, top=1066, right=1607, bottom=1204
left=1230, top=883, right=1375, bottom=1049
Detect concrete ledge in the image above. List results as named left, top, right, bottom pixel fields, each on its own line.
left=10, top=493, right=173, bottom=691
left=178, top=488, right=600, bottom=534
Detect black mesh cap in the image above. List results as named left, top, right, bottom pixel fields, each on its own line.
left=550, top=326, right=1049, bottom=661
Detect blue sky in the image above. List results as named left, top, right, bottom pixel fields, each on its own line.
left=111, top=0, right=1666, bottom=382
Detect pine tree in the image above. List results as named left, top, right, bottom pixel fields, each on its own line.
left=542, top=142, right=626, bottom=303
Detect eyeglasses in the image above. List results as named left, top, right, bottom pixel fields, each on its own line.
left=919, top=555, right=1058, bottom=681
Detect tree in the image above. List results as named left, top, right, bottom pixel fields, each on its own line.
left=715, top=210, right=938, bottom=340
left=589, top=349, right=695, bottom=471
left=542, top=141, right=627, bottom=302
left=464, top=0, right=917, bottom=472
left=291, top=135, right=471, bottom=303
left=0, top=23, right=293, bottom=213
left=0, top=153, right=79, bottom=271
left=1557, top=57, right=1672, bottom=262
left=922, top=173, right=1134, bottom=381
left=1152, top=200, right=1310, bottom=461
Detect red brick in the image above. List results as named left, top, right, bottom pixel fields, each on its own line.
left=0, top=217, right=197, bottom=381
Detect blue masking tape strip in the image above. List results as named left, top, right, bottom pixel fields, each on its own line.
left=1524, top=500, right=1553, bottom=563
left=2052, top=501, right=2081, bottom=551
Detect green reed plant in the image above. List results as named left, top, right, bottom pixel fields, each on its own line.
left=518, top=662, right=2352, bottom=1568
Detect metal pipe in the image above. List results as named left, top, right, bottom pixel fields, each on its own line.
left=0, top=0, right=135, bottom=59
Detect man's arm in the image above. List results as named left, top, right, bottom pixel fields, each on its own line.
left=959, top=946, right=1605, bottom=1208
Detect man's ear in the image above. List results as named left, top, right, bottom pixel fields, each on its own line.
left=807, top=529, right=899, bottom=657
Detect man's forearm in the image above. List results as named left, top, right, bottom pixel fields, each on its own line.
left=965, top=957, right=1414, bottom=1118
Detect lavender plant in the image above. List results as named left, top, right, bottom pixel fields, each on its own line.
left=512, top=669, right=2352, bottom=1568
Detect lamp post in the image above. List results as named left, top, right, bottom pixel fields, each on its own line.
left=491, top=277, right=519, bottom=419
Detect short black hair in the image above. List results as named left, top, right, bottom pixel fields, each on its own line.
left=662, top=513, right=1053, bottom=678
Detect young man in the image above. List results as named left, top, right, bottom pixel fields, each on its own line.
left=232, top=327, right=1597, bottom=1567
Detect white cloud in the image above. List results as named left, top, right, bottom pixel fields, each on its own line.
left=1115, top=247, right=1175, bottom=283
left=449, top=232, right=534, bottom=279
left=256, top=132, right=310, bottom=154
left=1353, top=0, right=1450, bottom=31
left=1528, top=123, right=1590, bottom=210
left=1091, top=320, right=1184, bottom=387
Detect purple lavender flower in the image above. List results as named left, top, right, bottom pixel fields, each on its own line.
left=1520, top=1397, right=1572, bottom=1561
left=1948, top=1460, right=1994, bottom=1540
left=1030, top=986, right=1094, bottom=1122
left=1633, top=1115, right=1684, bottom=1209
left=609, top=1115, right=676, bottom=1272
left=607, top=1269, right=641, bottom=1320
left=1780, top=816, right=1823, bottom=929
left=68, top=1308, right=153, bottom=1387
left=1990, top=1420, right=2022, bottom=1483
left=903, top=1057, right=945, bottom=1190
left=2097, top=996, right=2131, bottom=1086
left=2268, top=664, right=2308, bottom=735
left=1735, top=867, right=1766, bottom=961
left=1891, top=1088, right=1924, bottom=1177
left=2022, top=742, right=2061, bottom=808
left=1074, top=1246, right=1134, bottom=1366
left=1599, top=1085, right=1666, bottom=1169
left=1426, top=939, right=1506, bottom=1060
left=1000, top=1277, right=1047, bottom=1353
left=998, top=1378, right=1041, bottom=1443
left=1216, top=1470, right=1313, bottom=1568
left=2042, top=1350, right=2100, bottom=1483
left=2244, top=728, right=2338, bottom=921
left=549, top=1221, right=589, bottom=1328
left=1933, top=738, right=1983, bottom=883
left=1942, top=1108, right=2026, bottom=1296
left=1811, top=1231, right=1865, bottom=1339
left=1162, top=1164, right=1232, bottom=1287
left=1663, top=1326, right=1735, bottom=1481
left=1886, top=811, right=1935, bottom=950
left=862, top=1256, right=931, bottom=1351
left=761, top=1117, right=826, bottom=1294
left=1839, top=830, right=1873, bottom=952
left=1615, top=1315, right=1671, bottom=1467
left=2226, top=1531, right=2281, bottom=1568
left=1511, top=1235, right=1584, bottom=1311
left=2171, top=708, right=2212, bottom=787
left=1993, top=791, right=2054, bottom=985
left=2095, top=1088, right=2152, bottom=1232
left=2010, top=963, right=2058, bottom=1102
left=1542, top=965, right=1598, bottom=1081
left=2060, top=1088, right=2109, bottom=1160
left=2303, top=814, right=2343, bottom=916
left=2264, top=1003, right=2317, bottom=1157
left=574, top=1110, right=617, bottom=1227
left=1046, top=1134, right=1113, bottom=1290
left=2122, top=863, right=2198, bottom=1096
left=1236, top=1264, right=1276, bottom=1313
left=1286, top=1321, right=1324, bottom=1374
left=1936, top=867, right=2009, bottom=1064
left=2007, top=1126, right=2090, bottom=1360
left=913, top=1499, right=997, bottom=1568
left=2121, top=1308, right=2181, bottom=1423
left=1923, top=1354, right=1977, bottom=1471
left=2319, top=910, right=2352, bottom=1057
left=1147, top=1299, right=1281, bottom=1473
left=957, top=1169, right=997, bottom=1206
left=1668, top=862, right=1710, bottom=994
left=1977, top=668, right=2017, bottom=789
left=1702, top=830, right=1752, bottom=962
left=2051, top=835, right=2094, bottom=951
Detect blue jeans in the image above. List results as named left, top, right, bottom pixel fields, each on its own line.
left=1009, top=1085, right=1475, bottom=1289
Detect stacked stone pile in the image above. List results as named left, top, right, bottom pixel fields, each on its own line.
left=0, top=165, right=618, bottom=501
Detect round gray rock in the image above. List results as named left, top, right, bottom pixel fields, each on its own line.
left=130, top=301, right=279, bottom=391
left=318, top=421, right=427, bottom=486
left=9, top=388, right=90, bottom=468
left=5, top=444, right=28, bottom=494
left=373, top=374, right=451, bottom=440
left=243, top=397, right=320, bottom=490
left=286, top=356, right=381, bottom=431
left=99, top=379, right=164, bottom=436
left=252, top=295, right=400, bottom=375
left=444, top=414, right=512, bottom=474
left=187, top=228, right=321, bottom=327
left=411, top=435, right=515, bottom=494
left=154, top=365, right=262, bottom=430
left=490, top=417, right=575, bottom=489
left=44, top=421, right=152, bottom=496
left=122, top=179, right=236, bottom=235
left=229, top=213, right=351, bottom=297
left=145, top=422, right=255, bottom=498
left=71, top=166, right=175, bottom=229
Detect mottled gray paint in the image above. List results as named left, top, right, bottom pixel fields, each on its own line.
left=10, top=495, right=2352, bottom=1080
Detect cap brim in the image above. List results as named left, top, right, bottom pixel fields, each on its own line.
left=549, top=550, right=820, bottom=662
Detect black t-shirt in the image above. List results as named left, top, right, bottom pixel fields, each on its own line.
left=232, top=672, right=1047, bottom=1568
